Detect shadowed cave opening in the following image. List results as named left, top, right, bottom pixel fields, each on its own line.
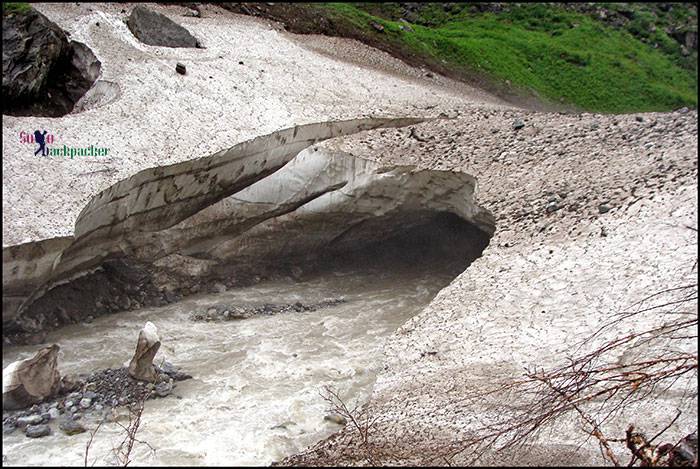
left=4, top=209, right=493, bottom=345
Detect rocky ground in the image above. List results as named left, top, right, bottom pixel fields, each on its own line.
left=188, top=299, right=346, bottom=322
left=2, top=361, right=191, bottom=440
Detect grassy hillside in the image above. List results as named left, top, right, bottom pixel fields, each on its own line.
left=316, top=3, right=697, bottom=113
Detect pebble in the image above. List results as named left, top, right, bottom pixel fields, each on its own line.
left=176, top=62, right=187, bottom=75
left=545, top=201, right=560, bottom=213
left=48, top=408, right=61, bottom=420
left=79, top=398, right=92, bottom=409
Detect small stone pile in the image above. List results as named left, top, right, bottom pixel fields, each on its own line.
left=2, top=322, right=191, bottom=439
left=189, top=299, right=346, bottom=322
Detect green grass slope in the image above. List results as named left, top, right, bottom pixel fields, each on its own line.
left=320, top=3, right=698, bottom=113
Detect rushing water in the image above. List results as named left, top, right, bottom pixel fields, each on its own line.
left=2, top=265, right=458, bottom=466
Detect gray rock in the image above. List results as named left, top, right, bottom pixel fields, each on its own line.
left=3, top=344, right=62, bottom=411
left=128, top=322, right=161, bottom=382
left=16, top=414, right=43, bottom=428
left=598, top=203, right=612, bottom=214
left=545, top=201, right=561, bottom=213
left=79, top=397, right=92, bottom=409
left=176, top=62, right=186, bottom=75
left=48, top=407, right=61, bottom=420
left=154, top=381, right=173, bottom=398
left=324, top=414, right=347, bottom=425
left=163, top=364, right=192, bottom=381
left=635, top=116, right=644, bottom=122
left=2, top=8, right=101, bottom=117
left=83, top=391, right=98, bottom=400
left=59, top=420, right=86, bottom=435
left=127, top=6, right=200, bottom=48
left=512, top=119, right=525, bottom=130
left=25, top=424, right=51, bottom=438
left=2, top=8, right=68, bottom=102
left=370, top=21, right=385, bottom=32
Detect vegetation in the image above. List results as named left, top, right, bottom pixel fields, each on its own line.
left=2, top=2, right=32, bottom=15
left=309, top=3, right=697, bottom=113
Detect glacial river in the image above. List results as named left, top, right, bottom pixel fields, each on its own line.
left=2, top=264, right=459, bottom=466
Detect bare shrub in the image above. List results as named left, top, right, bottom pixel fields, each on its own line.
left=84, top=391, right=155, bottom=466
left=319, top=385, right=382, bottom=465
left=442, top=280, right=698, bottom=466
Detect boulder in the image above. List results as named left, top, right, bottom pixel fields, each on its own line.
left=2, top=7, right=101, bottom=117
left=128, top=322, right=161, bottom=382
left=127, top=6, right=200, bottom=48
left=2, top=7, right=69, bottom=103
left=25, top=424, right=51, bottom=438
left=16, top=414, right=43, bottom=428
left=59, top=420, right=86, bottom=435
left=2, top=344, right=61, bottom=410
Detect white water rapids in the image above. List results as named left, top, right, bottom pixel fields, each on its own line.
left=2, top=265, right=458, bottom=466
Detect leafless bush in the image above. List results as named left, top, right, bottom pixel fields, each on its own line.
left=84, top=391, right=155, bottom=466
left=319, top=385, right=382, bottom=465
left=443, top=280, right=698, bottom=466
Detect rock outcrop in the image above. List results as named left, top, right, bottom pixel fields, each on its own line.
left=2, top=344, right=61, bottom=410
left=2, top=7, right=67, bottom=104
left=128, top=322, right=161, bottom=382
left=2, top=6, right=100, bottom=116
left=127, top=6, right=201, bottom=48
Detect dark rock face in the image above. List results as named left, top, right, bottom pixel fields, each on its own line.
left=2, top=8, right=67, bottom=103
left=127, top=6, right=200, bottom=48
left=2, top=7, right=101, bottom=117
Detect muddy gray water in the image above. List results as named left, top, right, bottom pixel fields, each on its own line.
left=2, top=265, right=461, bottom=466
